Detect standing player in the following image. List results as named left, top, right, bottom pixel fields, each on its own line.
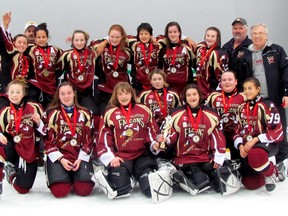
left=196, top=26, right=228, bottom=99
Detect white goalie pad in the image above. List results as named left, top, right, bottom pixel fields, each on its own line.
left=92, top=170, right=117, bottom=199
left=217, top=160, right=241, bottom=195
left=148, top=170, right=174, bottom=203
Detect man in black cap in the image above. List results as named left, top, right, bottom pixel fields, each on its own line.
left=222, top=17, right=252, bottom=90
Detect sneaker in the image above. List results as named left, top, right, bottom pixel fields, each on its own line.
left=265, top=173, right=276, bottom=192
left=4, top=162, right=16, bottom=184
left=276, top=161, right=286, bottom=182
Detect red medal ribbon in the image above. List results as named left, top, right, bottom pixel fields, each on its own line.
left=10, top=103, right=23, bottom=133
left=109, top=44, right=120, bottom=71
left=221, top=90, right=234, bottom=113
left=120, top=103, right=132, bottom=127
left=198, top=44, right=217, bottom=69
left=73, top=48, right=88, bottom=73
left=245, top=102, right=259, bottom=134
left=187, top=106, right=202, bottom=133
left=140, top=42, right=153, bottom=67
left=38, top=47, right=51, bottom=69
left=20, top=55, right=29, bottom=77
left=61, top=106, right=77, bottom=137
left=153, top=88, right=167, bottom=118
left=166, top=42, right=180, bottom=66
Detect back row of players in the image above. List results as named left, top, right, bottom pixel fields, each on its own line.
left=0, top=14, right=288, bottom=200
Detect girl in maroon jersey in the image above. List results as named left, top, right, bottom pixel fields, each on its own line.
left=206, top=70, right=246, bottom=160
left=94, top=82, right=161, bottom=199
left=158, top=21, right=195, bottom=96
left=43, top=81, right=95, bottom=198
left=27, top=23, right=63, bottom=109
left=234, top=77, right=283, bottom=192
left=138, top=69, right=181, bottom=127
left=56, top=30, right=98, bottom=116
left=165, top=83, right=226, bottom=194
left=0, top=79, right=45, bottom=194
left=0, top=23, right=32, bottom=104
left=90, top=24, right=131, bottom=115
left=196, top=26, right=229, bottom=100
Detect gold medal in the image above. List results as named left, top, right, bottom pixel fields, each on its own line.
left=43, top=70, right=49, bottom=77
left=126, top=128, right=133, bottom=137
left=145, top=68, right=150, bottom=74
left=70, top=139, right=77, bottom=146
left=192, top=134, right=200, bottom=143
left=113, top=71, right=119, bottom=78
left=13, top=135, right=21, bottom=143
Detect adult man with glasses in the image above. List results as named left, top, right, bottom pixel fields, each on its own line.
left=239, top=23, right=288, bottom=186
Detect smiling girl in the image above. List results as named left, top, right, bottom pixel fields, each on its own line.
left=0, top=79, right=45, bottom=194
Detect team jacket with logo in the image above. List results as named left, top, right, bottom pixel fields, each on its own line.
left=158, top=40, right=195, bottom=94
left=90, top=40, right=131, bottom=94
left=196, top=42, right=229, bottom=99
left=97, top=103, right=159, bottom=166
left=206, top=90, right=246, bottom=135
left=128, top=36, right=162, bottom=90
left=167, top=105, right=226, bottom=166
left=0, top=101, right=45, bottom=163
left=138, top=88, right=181, bottom=127
left=56, top=47, right=98, bottom=93
left=28, top=45, right=63, bottom=95
left=44, top=107, right=94, bottom=162
left=233, top=98, right=283, bottom=149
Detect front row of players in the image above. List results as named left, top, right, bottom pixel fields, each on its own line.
left=0, top=75, right=284, bottom=202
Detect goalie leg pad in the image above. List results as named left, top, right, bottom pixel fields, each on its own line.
left=148, top=169, right=174, bottom=203
left=108, top=166, right=132, bottom=197
left=92, top=170, right=117, bottom=199
left=173, top=170, right=199, bottom=195
left=216, top=160, right=241, bottom=195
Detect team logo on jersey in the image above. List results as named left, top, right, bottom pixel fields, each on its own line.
left=267, top=56, right=275, bottom=64
left=183, top=122, right=187, bottom=127
left=237, top=51, right=244, bottom=59
left=116, top=114, right=121, bottom=120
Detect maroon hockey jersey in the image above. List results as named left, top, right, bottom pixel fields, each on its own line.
left=167, top=105, right=226, bottom=166
left=0, top=101, right=45, bottom=163
left=97, top=103, right=159, bottom=166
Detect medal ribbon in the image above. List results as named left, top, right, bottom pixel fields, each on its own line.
left=109, top=44, right=120, bottom=71
left=221, top=90, right=234, bottom=113
left=61, top=106, right=77, bottom=137
left=20, top=55, right=29, bottom=77
left=153, top=88, right=167, bottom=118
left=198, top=44, right=217, bottom=69
left=245, top=102, right=258, bottom=134
left=166, top=42, right=180, bottom=67
left=120, top=103, right=132, bottom=127
left=187, top=106, right=202, bottom=133
left=38, top=47, right=51, bottom=69
left=73, top=48, right=88, bottom=73
left=140, top=42, right=153, bottom=67
left=10, top=103, right=23, bottom=133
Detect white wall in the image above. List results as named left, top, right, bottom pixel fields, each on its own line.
left=1, top=0, right=287, bottom=52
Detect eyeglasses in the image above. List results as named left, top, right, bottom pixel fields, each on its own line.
left=251, top=32, right=266, bottom=37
